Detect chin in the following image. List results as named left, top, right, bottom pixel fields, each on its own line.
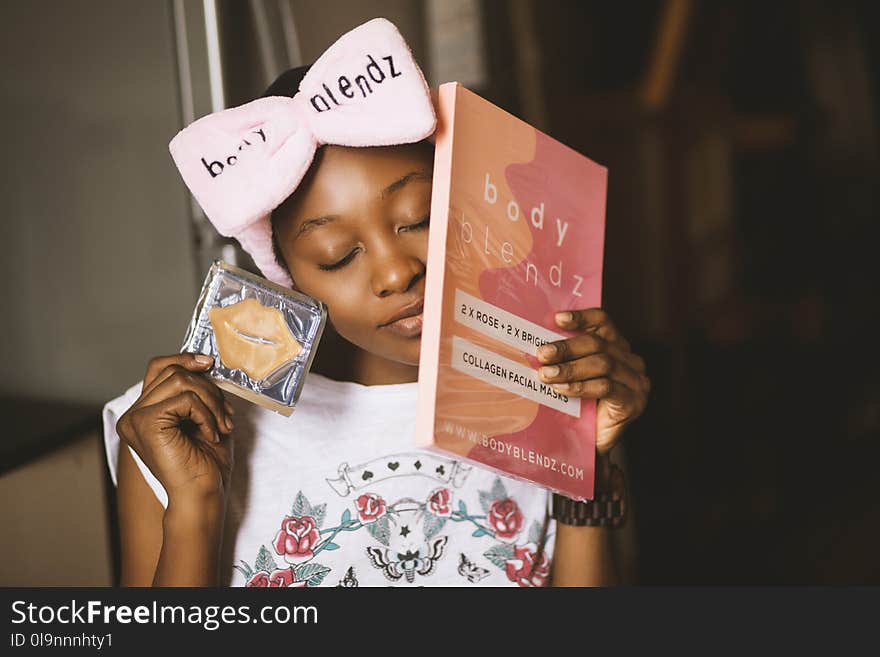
left=395, top=334, right=422, bottom=367
left=352, top=331, right=422, bottom=368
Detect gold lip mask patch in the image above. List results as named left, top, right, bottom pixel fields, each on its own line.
left=209, top=298, right=303, bottom=380
left=182, top=260, right=327, bottom=416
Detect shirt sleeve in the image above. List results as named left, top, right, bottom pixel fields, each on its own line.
left=101, top=381, right=169, bottom=509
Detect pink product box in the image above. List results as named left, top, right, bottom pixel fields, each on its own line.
left=416, top=83, right=607, bottom=501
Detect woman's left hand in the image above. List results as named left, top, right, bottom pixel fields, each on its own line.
left=535, top=308, right=650, bottom=454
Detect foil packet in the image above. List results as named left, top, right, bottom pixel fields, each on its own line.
left=181, top=260, right=327, bottom=416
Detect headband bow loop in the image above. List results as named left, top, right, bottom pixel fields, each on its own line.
left=168, top=18, right=436, bottom=286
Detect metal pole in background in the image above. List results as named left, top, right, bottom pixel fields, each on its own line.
left=251, top=0, right=302, bottom=85
left=203, top=0, right=227, bottom=112
left=251, top=0, right=280, bottom=86
left=171, top=0, right=236, bottom=282
left=278, top=0, right=303, bottom=68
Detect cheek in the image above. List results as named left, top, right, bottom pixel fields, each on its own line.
left=413, top=231, right=429, bottom=259
left=291, top=270, right=368, bottom=335
left=286, top=238, right=427, bottom=365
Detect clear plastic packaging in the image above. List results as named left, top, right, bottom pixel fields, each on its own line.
left=181, top=260, right=327, bottom=416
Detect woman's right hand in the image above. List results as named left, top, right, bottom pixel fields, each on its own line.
left=115, top=353, right=236, bottom=506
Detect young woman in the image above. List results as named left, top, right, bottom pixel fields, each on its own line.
left=103, top=19, right=649, bottom=587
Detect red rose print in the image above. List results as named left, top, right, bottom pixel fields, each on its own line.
left=487, top=498, right=523, bottom=540
left=273, top=515, right=320, bottom=564
left=268, top=568, right=307, bottom=588
left=355, top=493, right=387, bottom=523
left=505, top=543, right=551, bottom=587
left=427, top=488, right=452, bottom=517
left=246, top=571, right=270, bottom=587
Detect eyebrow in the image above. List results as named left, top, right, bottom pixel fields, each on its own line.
left=293, top=215, right=338, bottom=241
left=292, top=170, right=432, bottom=241
left=379, top=170, right=432, bottom=200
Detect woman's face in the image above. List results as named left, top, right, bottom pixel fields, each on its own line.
left=273, top=142, right=434, bottom=368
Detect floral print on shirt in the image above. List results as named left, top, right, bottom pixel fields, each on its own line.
left=234, top=461, right=552, bottom=587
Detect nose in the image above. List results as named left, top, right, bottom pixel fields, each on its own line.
left=370, top=245, right=425, bottom=298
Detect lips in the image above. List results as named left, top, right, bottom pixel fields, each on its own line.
left=379, top=298, right=424, bottom=338
left=208, top=298, right=303, bottom=380
left=380, top=298, right=424, bottom=328
left=384, top=312, right=423, bottom=337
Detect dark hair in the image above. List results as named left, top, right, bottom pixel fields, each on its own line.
left=269, top=145, right=327, bottom=284
left=263, top=66, right=311, bottom=282
left=262, top=65, right=310, bottom=99
left=270, top=215, right=293, bottom=282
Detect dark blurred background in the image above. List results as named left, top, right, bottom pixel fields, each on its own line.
left=1, top=0, right=877, bottom=585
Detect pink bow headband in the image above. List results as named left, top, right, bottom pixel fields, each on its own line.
left=168, top=18, right=437, bottom=287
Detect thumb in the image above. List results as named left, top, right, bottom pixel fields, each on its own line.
left=180, top=352, right=215, bottom=370
left=143, top=352, right=215, bottom=389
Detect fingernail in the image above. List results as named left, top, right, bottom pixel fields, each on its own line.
left=226, top=417, right=234, bottom=432
left=194, top=354, right=213, bottom=365
left=213, top=430, right=221, bottom=443
left=537, top=344, right=557, bottom=361
left=552, top=382, right=570, bottom=391
left=539, top=365, right=559, bottom=378
left=555, top=311, right=573, bottom=324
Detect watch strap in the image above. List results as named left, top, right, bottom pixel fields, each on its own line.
left=551, top=491, right=625, bottom=527
left=551, top=461, right=626, bottom=527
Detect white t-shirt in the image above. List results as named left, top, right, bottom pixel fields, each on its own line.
left=102, top=370, right=556, bottom=587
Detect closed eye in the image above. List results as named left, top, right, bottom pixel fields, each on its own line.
left=399, top=215, right=430, bottom=232
left=317, top=215, right=430, bottom=272
left=318, top=249, right=359, bottom=271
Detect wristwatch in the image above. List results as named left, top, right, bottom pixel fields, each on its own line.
left=551, top=455, right=627, bottom=527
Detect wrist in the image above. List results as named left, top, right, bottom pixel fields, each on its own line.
left=167, top=479, right=227, bottom=509
left=155, top=495, right=225, bottom=587
left=594, top=452, right=614, bottom=491
left=164, top=491, right=226, bottom=533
